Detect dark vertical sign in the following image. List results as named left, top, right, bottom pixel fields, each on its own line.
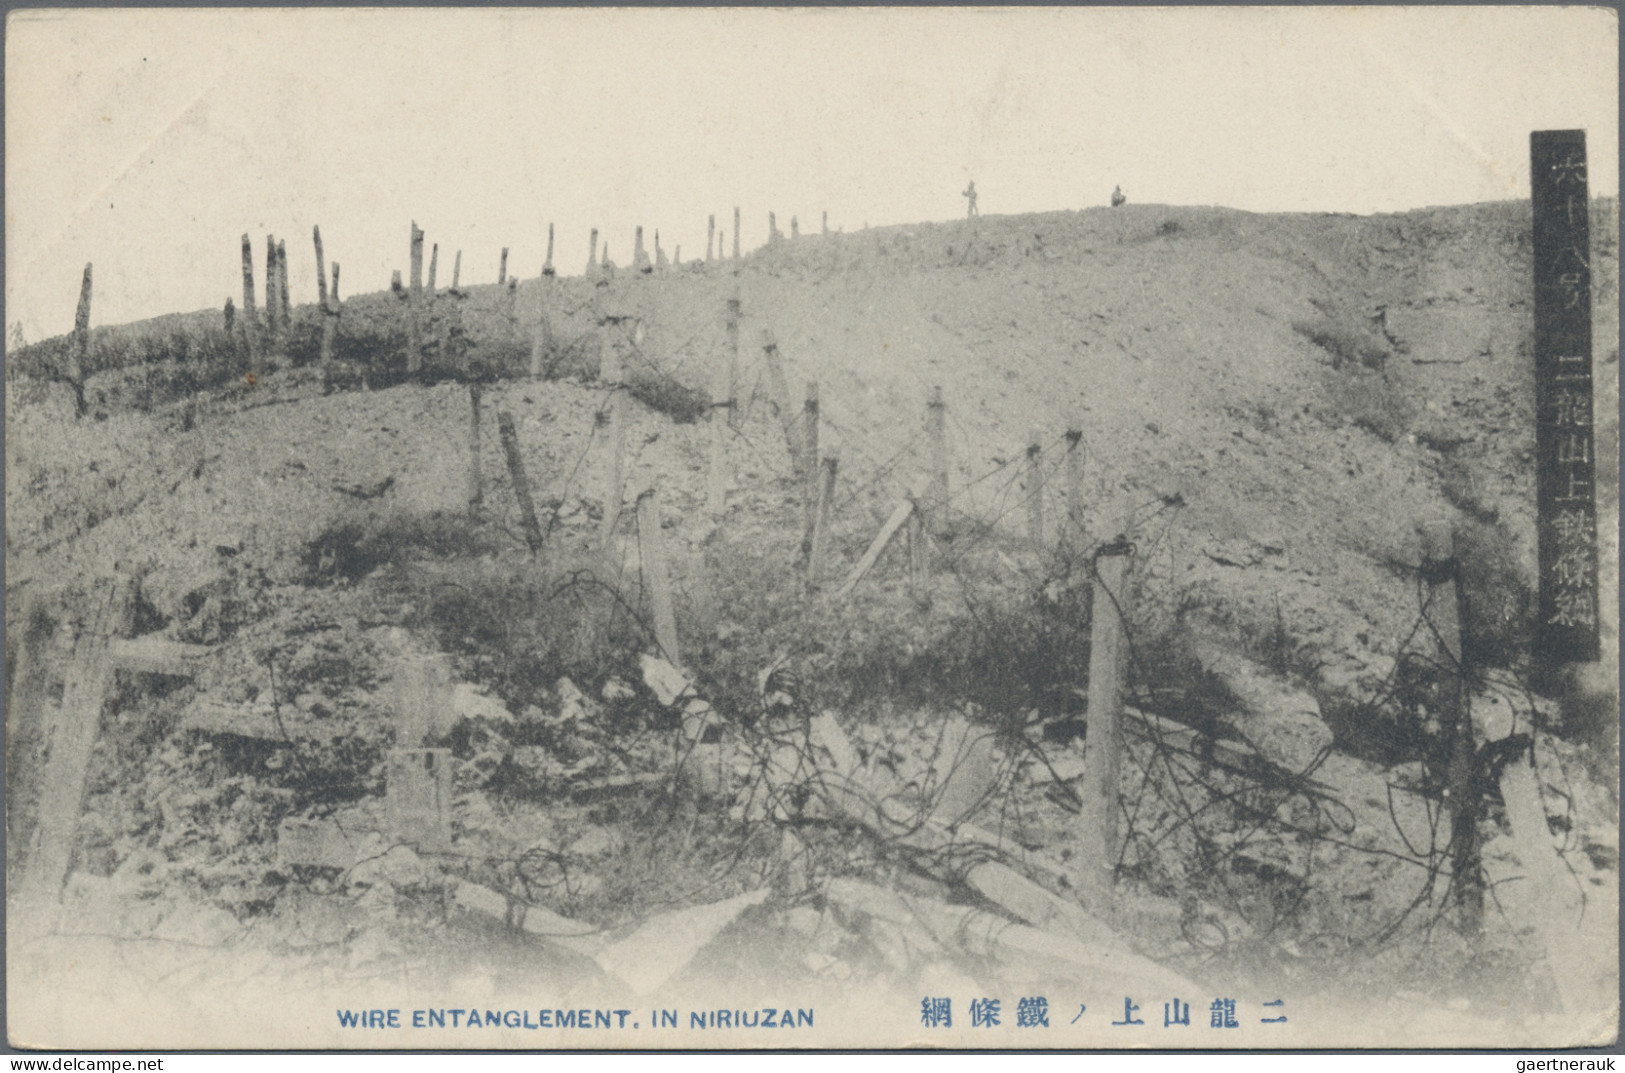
left=1531, top=130, right=1599, bottom=664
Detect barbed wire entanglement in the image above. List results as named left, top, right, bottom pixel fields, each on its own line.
left=15, top=226, right=1600, bottom=1005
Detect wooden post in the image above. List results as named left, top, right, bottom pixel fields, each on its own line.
left=387, top=748, right=452, bottom=851
left=467, top=381, right=484, bottom=514
left=1066, top=422, right=1086, bottom=547
left=543, top=223, right=555, bottom=277
left=634, top=226, right=648, bottom=273
left=451, top=249, right=462, bottom=292
left=733, top=207, right=741, bottom=260
left=791, top=216, right=799, bottom=239
left=802, top=381, right=820, bottom=531
left=833, top=486, right=921, bottom=600
left=407, top=223, right=424, bottom=377
left=928, top=386, right=949, bottom=534
left=725, top=290, right=742, bottom=430
left=240, top=235, right=263, bottom=373
left=1500, top=746, right=1589, bottom=1014
left=18, top=576, right=129, bottom=925
left=588, top=228, right=599, bottom=274
left=506, top=277, right=518, bottom=336
left=759, top=329, right=806, bottom=478
left=264, top=234, right=278, bottom=338
left=707, top=214, right=716, bottom=261
left=707, top=355, right=730, bottom=518
left=71, top=263, right=93, bottom=412
left=636, top=488, right=680, bottom=664
left=427, top=243, right=439, bottom=294
left=907, top=494, right=929, bottom=605
left=769, top=211, right=779, bottom=244
left=276, top=239, right=291, bottom=330
left=1421, top=519, right=1481, bottom=935
left=1079, top=546, right=1132, bottom=903
left=313, top=226, right=329, bottom=311
left=1026, top=429, right=1046, bottom=553
left=223, top=297, right=236, bottom=337
left=807, top=453, right=839, bottom=585
left=655, top=230, right=667, bottom=270
left=599, top=331, right=625, bottom=549
left=7, top=594, right=54, bottom=880
left=499, top=246, right=509, bottom=285
left=497, top=411, right=544, bottom=554
left=313, top=226, right=337, bottom=384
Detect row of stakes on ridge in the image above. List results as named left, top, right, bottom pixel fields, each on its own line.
left=61, top=207, right=1136, bottom=687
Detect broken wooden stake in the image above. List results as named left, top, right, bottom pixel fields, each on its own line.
left=313, top=227, right=338, bottom=384
left=276, top=239, right=291, bottom=330
left=907, top=500, right=928, bottom=604
left=833, top=481, right=925, bottom=600
left=497, top=411, right=545, bottom=555
left=451, top=249, right=462, bottom=292
left=1500, top=750, right=1589, bottom=1014
left=71, top=262, right=93, bottom=411
left=928, top=386, right=949, bottom=534
left=636, top=488, right=680, bottom=664
left=733, top=206, right=741, bottom=260
left=407, top=223, right=425, bottom=377
left=499, top=246, right=509, bottom=285
left=264, top=234, right=279, bottom=339
left=1066, top=422, right=1086, bottom=545
left=807, top=453, right=839, bottom=584
left=802, top=381, right=820, bottom=530
left=1027, top=429, right=1046, bottom=552
left=427, top=243, right=439, bottom=295
left=1079, top=546, right=1132, bottom=900
left=543, top=223, right=555, bottom=276
left=707, top=214, right=716, bottom=261
left=706, top=356, right=730, bottom=518
left=387, top=748, right=453, bottom=851
left=240, top=236, right=263, bottom=374
left=18, top=577, right=130, bottom=923
left=1421, top=519, right=1480, bottom=935
left=725, top=291, right=742, bottom=429
left=599, top=333, right=626, bottom=549
left=467, top=381, right=484, bottom=514
left=587, top=228, right=599, bottom=274
left=759, top=329, right=807, bottom=477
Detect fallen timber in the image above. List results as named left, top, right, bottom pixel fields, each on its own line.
left=637, top=656, right=1201, bottom=994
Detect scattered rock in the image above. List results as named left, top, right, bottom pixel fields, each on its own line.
left=451, top=682, right=513, bottom=724
left=596, top=887, right=770, bottom=994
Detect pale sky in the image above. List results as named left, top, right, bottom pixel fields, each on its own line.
left=6, top=6, right=1618, bottom=340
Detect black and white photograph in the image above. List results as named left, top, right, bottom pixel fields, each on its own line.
left=5, top=6, right=1618, bottom=1051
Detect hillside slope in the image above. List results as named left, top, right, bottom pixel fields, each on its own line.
left=6, top=200, right=1619, bottom=1045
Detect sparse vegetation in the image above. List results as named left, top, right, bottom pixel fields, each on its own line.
left=1326, top=365, right=1414, bottom=443
left=1294, top=314, right=1391, bottom=371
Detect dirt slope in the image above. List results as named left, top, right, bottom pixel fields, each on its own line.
left=6, top=199, right=1619, bottom=1046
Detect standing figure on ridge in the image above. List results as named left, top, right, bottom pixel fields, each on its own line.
left=963, top=180, right=979, bottom=218
left=1111, top=185, right=1127, bottom=208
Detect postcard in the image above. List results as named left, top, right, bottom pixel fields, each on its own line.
left=6, top=6, right=1618, bottom=1051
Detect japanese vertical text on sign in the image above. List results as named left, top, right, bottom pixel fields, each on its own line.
left=1530, top=129, right=1600, bottom=664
